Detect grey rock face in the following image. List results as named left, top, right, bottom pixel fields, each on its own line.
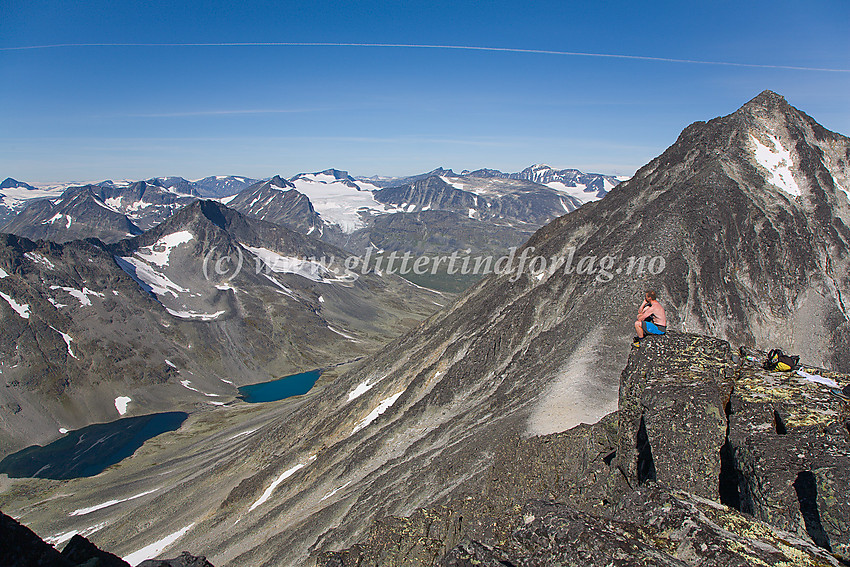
left=728, top=350, right=850, bottom=556
left=317, top=334, right=848, bottom=567
left=226, top=176, right=325, bottom=236
left=616, top=334, right=733, bottom=499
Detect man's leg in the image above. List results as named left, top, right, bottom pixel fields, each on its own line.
left=635, top=320, right=644, bottom=338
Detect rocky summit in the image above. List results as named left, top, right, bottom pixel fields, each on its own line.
left=317, top=333, right=849, bottom=566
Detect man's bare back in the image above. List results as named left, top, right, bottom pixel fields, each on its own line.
left=639, top=299, right=666, bottom=327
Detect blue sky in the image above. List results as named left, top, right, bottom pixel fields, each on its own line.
left=2, top=0, right=848, bottom=183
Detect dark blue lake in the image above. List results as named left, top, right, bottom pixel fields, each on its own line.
left=238, top=369, right=322, bottom=403
left=0, top=412, right=188, bottom=480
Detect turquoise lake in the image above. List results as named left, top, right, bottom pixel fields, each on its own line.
left=237, top=369, right=322, bottom=403
left=0, top=412, right=188, bottom=480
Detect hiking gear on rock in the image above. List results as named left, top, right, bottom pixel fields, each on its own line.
left=763, top=349, right=799, bottom=372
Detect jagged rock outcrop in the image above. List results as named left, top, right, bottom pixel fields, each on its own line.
left=61, top=533, right=132, bottom=566
left=138, top=551, right=216, bottom=566
left=318, top=333, right=849, bottom=566
left=1, top=509, right=213, bottom=566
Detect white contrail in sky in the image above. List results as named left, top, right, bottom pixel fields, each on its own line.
left=1, top=42, right=848, bottom=73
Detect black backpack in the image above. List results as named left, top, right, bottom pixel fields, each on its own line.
left=763, top=348, right=800, bottom=372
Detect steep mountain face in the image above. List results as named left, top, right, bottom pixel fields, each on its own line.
left=0, top=201, right=442, bottom=455
left=225, top=176, right=326, bottom=237
left=3, top=92, right=846, bottom=566
left=155, top=91, right=850, bottom=562
left=1, top=186, right=144, bottom=243
left=194, top=176, right=258, bottom=198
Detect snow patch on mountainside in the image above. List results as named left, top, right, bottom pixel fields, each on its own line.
left=248, top=455, right=317, bottom=512
left=243, top=244, right=355, bottom=283
left=750, top=133, right=802, bottom=197
left=0, top=291, right=30, bottom=319
left=352, top=391, right=403, bottom=435
left=123, top=523, right=195, bottom=566
left=166, top=308, right=225, bottom=321
left=545, top=181, right=602, bottom=204
left=44, top=213, right=74, bottom=228
left=49, top=326, right=77, bottom=359
left=114, top=256, right=188, bottom=298
left=70, top=488, right=159, bottom=517
left=24, top=252, right=55, bottom=270
left=49, top=286, right=104, bottom=307
left=114, top=396, right=131, bottom=415
left=135, top=231, right=194, bottom=268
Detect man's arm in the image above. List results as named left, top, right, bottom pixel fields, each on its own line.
left=638, top=303, right=660, bottom=321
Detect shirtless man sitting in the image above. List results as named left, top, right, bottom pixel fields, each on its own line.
left=634, top=290, right=667, bottom=341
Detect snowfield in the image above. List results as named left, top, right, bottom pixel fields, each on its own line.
left=750, top=133, right=802, bottom=197
left=290, top=175, right=387, bottom=233
left=135, top=231, right=195, bottom=268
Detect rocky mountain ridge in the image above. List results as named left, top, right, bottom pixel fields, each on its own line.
left=1, top=166, right=620, bottom=271
left=317, top=334, right=849, bottom=566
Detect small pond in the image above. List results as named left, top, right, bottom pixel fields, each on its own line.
left=237, top=369, right=322, bottom=403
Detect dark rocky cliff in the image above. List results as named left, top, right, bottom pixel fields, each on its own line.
left=318, top=333, right=849, bottom=566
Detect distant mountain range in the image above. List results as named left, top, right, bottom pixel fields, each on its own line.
left=1, top=167, right=623, bottom=291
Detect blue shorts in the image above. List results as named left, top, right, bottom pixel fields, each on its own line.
left=642, top=320, right=666, bottom=335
